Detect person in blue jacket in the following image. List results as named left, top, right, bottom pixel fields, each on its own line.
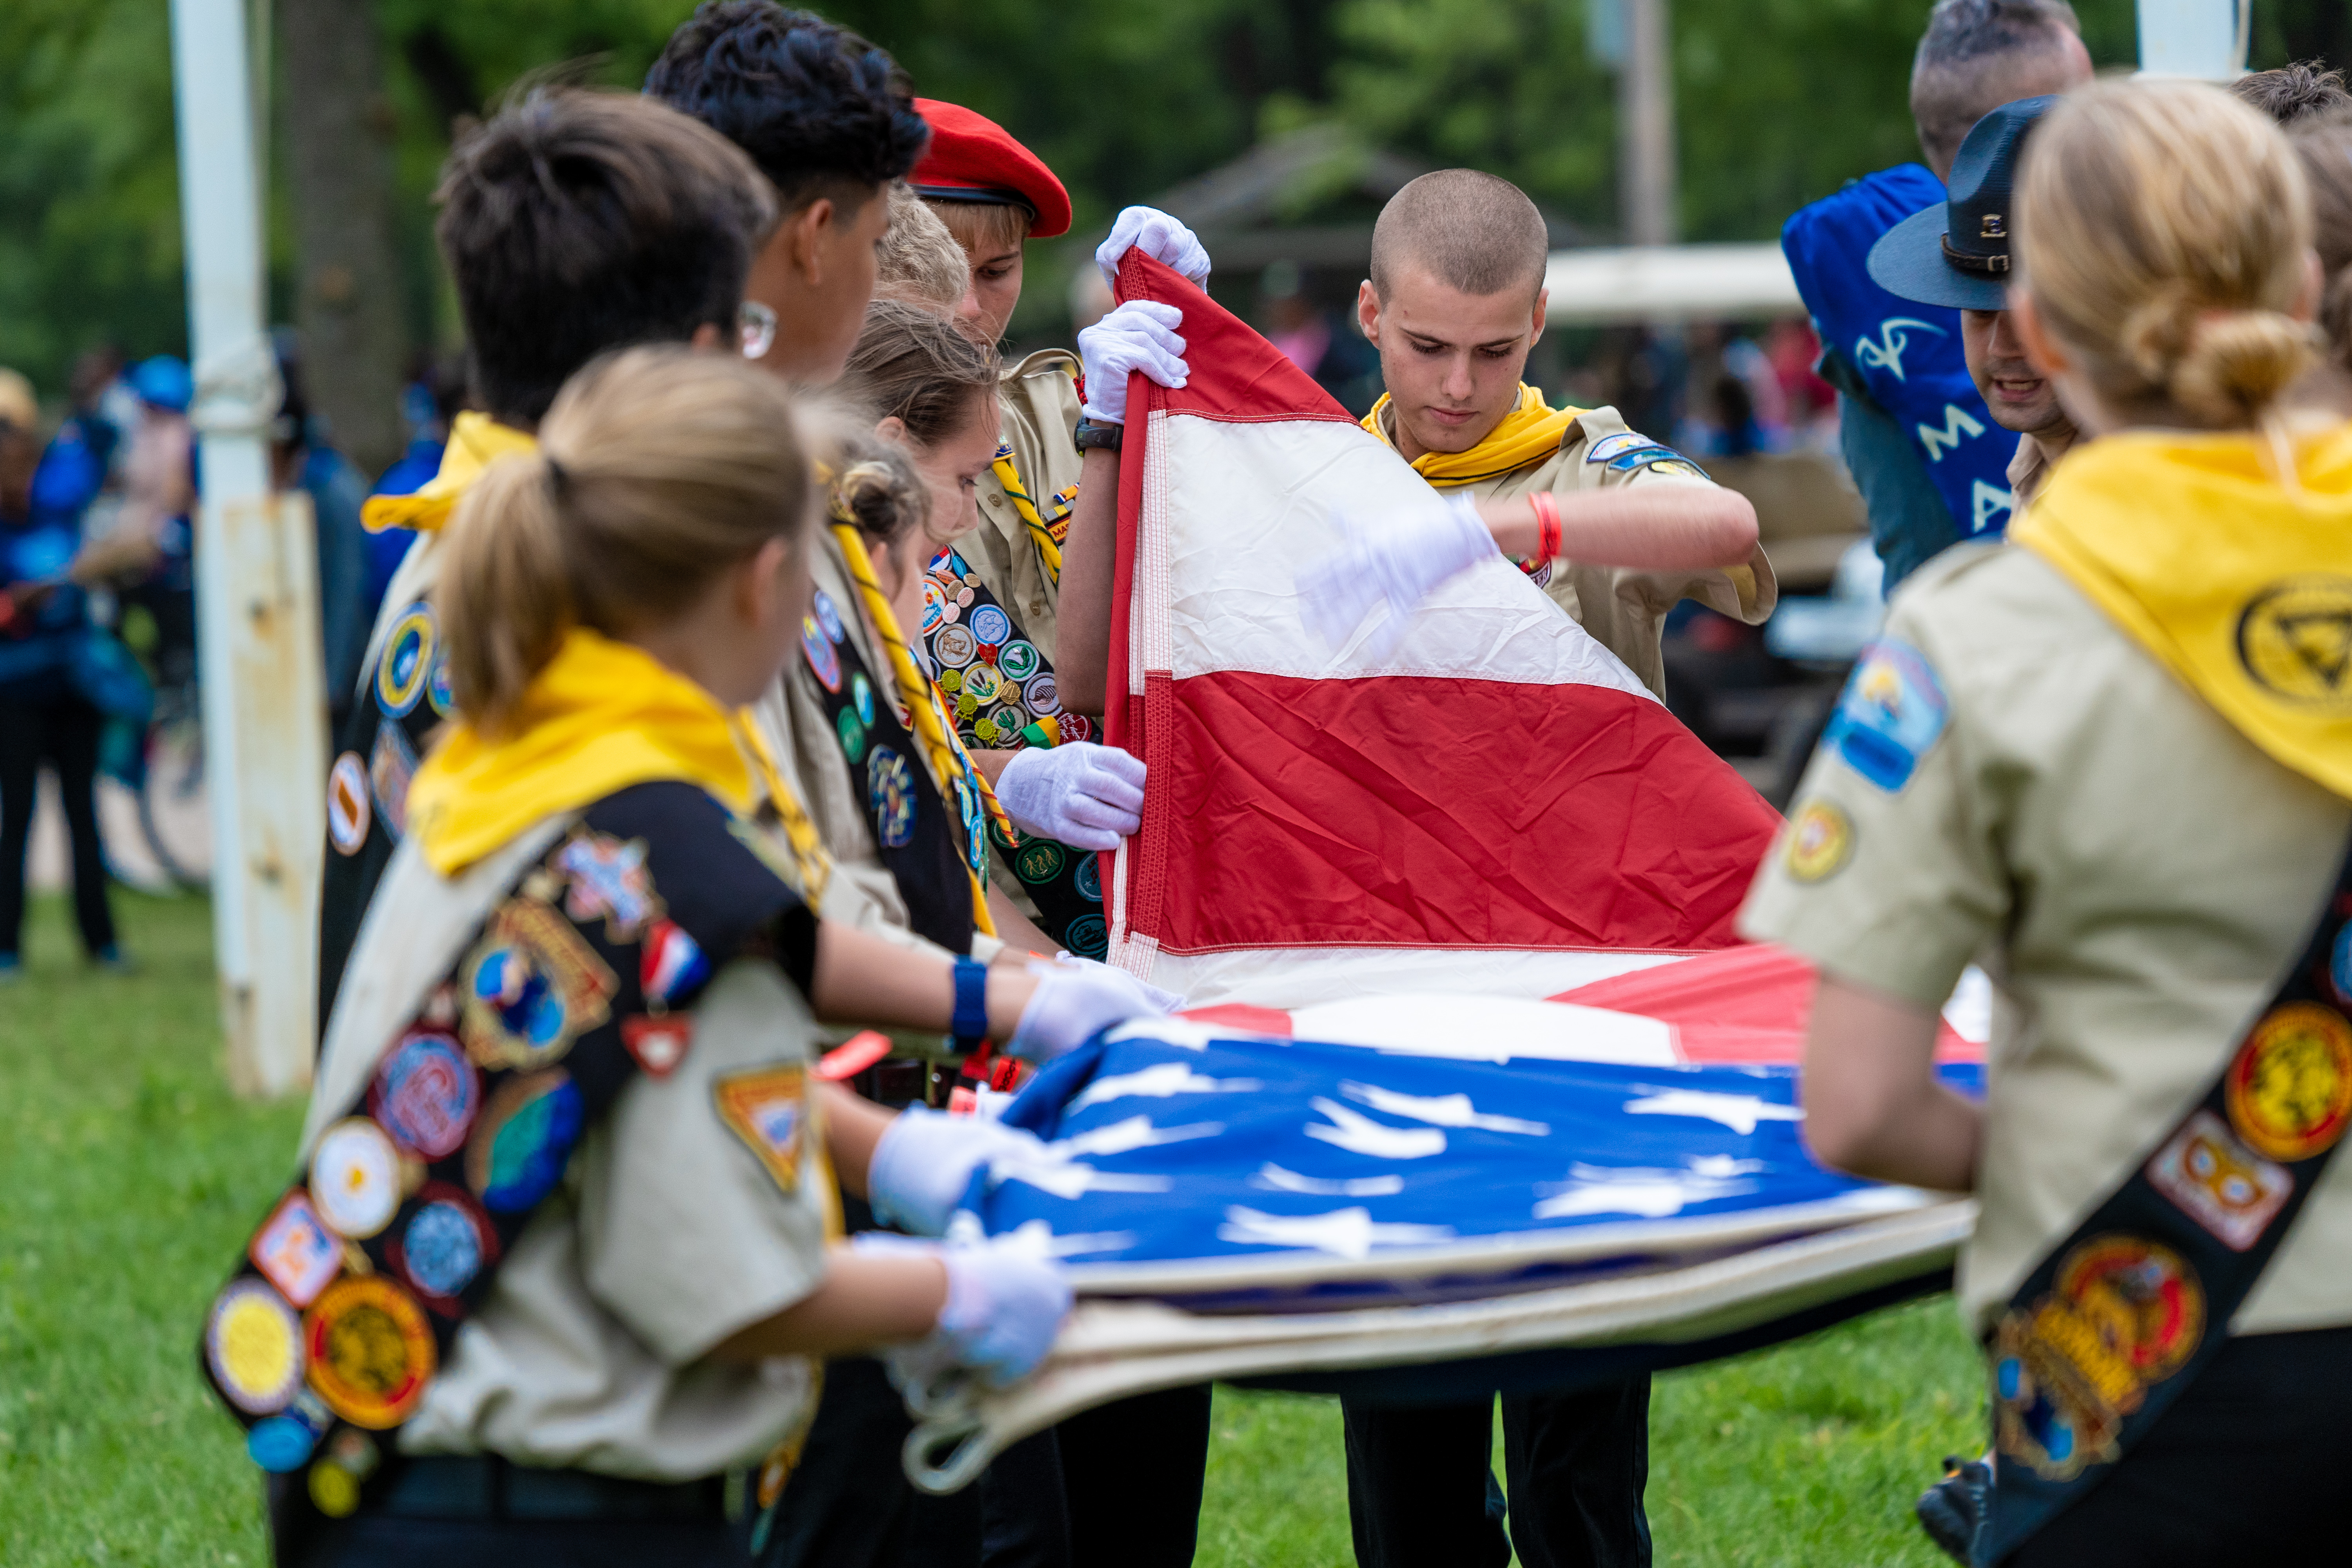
left=1780, top=0, right=2088, bottom=591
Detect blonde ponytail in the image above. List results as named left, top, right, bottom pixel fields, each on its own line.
left=436, top=345, right=813, bottom=732
left=2017, top=80, right=2320, bottom=429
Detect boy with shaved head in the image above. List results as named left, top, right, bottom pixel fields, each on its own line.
left=1347, top=169, right=1772, bottom=701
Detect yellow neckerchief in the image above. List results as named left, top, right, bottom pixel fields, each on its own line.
left=407, top=627, right=832, bottom=895
left=990, top=443, right=1064, bottom=587
left=2012, top=426, right=2352, bottom=801
left=1361, top=384, right=1588, bottom=490
left=360, top=412, right=539, bottom=535
left=827, top=520, right=1014, bottom=936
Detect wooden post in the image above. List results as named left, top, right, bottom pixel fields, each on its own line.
left=1619, top=0, right=1679, bottom=248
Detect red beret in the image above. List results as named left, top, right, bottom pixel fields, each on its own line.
left=910, top=99, right=1072, bottom=240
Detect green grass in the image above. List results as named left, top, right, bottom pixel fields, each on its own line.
left=0, top=891, right=1985, bottom=1566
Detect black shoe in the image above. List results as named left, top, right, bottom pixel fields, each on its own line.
left=1916, top=1454, right=1990, bottom=1565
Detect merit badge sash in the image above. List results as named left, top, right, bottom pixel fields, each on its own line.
left=200, top=782, right=812, bottom=1537
left=919, top=544, right=1107, bottom=958
left=1982, top=836, right=2352, bottom=1559
left=801, top=584, right=977, bottom=956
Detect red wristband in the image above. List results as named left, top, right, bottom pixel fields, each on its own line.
left=1528, top=490, right=1563, bottom=561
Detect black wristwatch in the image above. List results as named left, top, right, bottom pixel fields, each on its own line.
left=1074, top=417, right=1124, bottom=454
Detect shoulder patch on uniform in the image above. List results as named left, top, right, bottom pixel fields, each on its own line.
left=714, top=1064, right=809, bottom=1192
left=1823, top=639, right=1949, bottom=792
left=1643, top=457, right=1708, bottom=480
left=1784, top=799, right=1856, bottom=883
left=1585, top=431, right=1656, bottom=464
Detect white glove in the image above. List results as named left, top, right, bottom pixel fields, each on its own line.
left=1296, top=489, right=1499, bottom=658
left=1096, top=206, right=1212, bottom=289
left=862, top=1232, right=1073, bottom=1390
left=1048, top=950, right=1182, bottom=1012
left=1008, top=958, right=1172, bottom=1062
left=867, top=1105, right=1064, bottom=1237
left=1078, top=301, right=1187, bottom=425
left=995, top=742, right=1146, bottom=851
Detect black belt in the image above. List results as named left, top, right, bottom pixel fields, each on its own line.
left=371, top=1455, right=726, bottom=1521
left=846, top=1055, right=953, bottom=1109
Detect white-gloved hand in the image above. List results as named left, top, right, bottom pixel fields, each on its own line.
left=1096, top=206, right=1213, bottom=289
left=1047, top=950, right=1183, bottom=1012
left=867, top=1105, right=1063, bottom=1237
left=1295, top=489, right=1499, bottom=658
left=995, top=742, right=1146, bottom=851
left=863, top=1232, right=1073, bottom=1390
left=1078, top=301, right=1187, bottom=425
left=1008, top=958, right=1171, bottom=1062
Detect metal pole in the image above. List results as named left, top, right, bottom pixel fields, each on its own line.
left=2136, top=0, right=2251, bottom=77
left=169, top=0, right=327, bottom=1096
left=1619, top=0, right=1679, bottom=247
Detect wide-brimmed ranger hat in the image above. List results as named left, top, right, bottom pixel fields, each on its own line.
left=1868, top=95, right=2058, bottom=311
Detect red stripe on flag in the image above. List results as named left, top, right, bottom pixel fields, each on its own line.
left=1133, top=670, right=1781, bottom=954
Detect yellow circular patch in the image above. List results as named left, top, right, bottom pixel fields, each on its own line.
left=206, top=1279, right=304, bottom=1414
left=2235, top=576, right=2352, bottom=712
left=309, top=1457, right=362, bottom=1517
left=1785, top=800, right=1855, bottom=884
left=2226, top=1002, right=2352, bottom=1161
left=304, top=1275, right=437, bottom=1430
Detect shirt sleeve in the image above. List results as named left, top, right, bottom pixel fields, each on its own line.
left=575, top=957, right=834, bottom=1365
left=1737, top=610, right=2010, bottom=1011
left=1551, top=423, right=1778, bottom=629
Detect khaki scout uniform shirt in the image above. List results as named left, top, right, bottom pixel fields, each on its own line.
left=309, top=820, right=831, bottom=1480
left=1739, top=543, right=2352, bottom=1338
left=963, top=350, right=1085, bottom=665
left=748, top=528, right=1001, bottom=964
left=1373, top=402, right=1779, bottom=701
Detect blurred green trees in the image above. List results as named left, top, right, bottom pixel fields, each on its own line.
left=2, top=0, right=2342, bottom=419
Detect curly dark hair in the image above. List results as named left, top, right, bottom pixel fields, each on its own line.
left=645, top=2, right=929, bottom=212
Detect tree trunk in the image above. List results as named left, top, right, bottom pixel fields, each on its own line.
left=278, top=0, right=407, bottom=478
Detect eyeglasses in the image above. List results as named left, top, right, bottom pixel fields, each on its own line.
left=739, top=301, right=778, bottom=362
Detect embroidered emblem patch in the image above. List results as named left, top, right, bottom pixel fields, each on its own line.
left=812, top=588, right=846, bottom=644
left=1025, top=673, right=1059, bottom=716
left=868, top=746, right=918, bottom=849
left=802, top=614, right=843, bottom=693
left=1644, top=458, right=1707, bottom=481
left=303, top=1275, right=436, bottom=1429
left=389, top=1184, right=496, bottom=1306
left=308, top=1427, right=380, bottom=1516
left=1064, top=913, right=1109, bottom=959
left=1016, top=840, right=1067, bottom=885
left=555, top=831, right=661, bottom=942
left=208, top=1278, right=306, bottom=1415
left=1074, top=852, right=1102, bottom=903
left=2234, top=575, right=2352, bottom=711
left=465, top=1071, right=586, bottom=1213
left=641, top=919, right=710, bottom=1009
left=427, top=645, right=456, bottom=719
left=246, top=1391, right=331, bottom=1472
left=459, top=898, right=617, bottom=1072
left=962, top=663, right=1005, bottom=708
left=327, top=753, right=370, bottom=856
left=1585, top=432, right=1655, bottom=464
left=852, top=672, right=877, bottom=726
left=837, top=706, right=868, bottom=764
left=250, top=1191, right=344, bottom=1308
left=622, top=1014, right=695, bottom=1078
left=370, top=1031, right=480, bottom=1160
left=1784, top=800, right=1855, bottom=884
left=1605, top=444, right=1682, bottom=471
left=921, top=577, right=948, bottom=635
left=714, top=1064, right=809, bottom=1192
left=1000, top=640, right=1042, bottom=682
left=935, top=623, right=976, bottom=668
left=374, top=604, right=436, bottom=719
left=1825, top=639, right=1949, bottom=792
left=968, top=604, right=1013, bottom=647
left=308, top=1118, right=403, bottom=1241
left=2225, top=1002, right=2352, bottom=1161
left=369, top=721, right=417, bottom=840
left=2333, top=923, right=2352, bottom=1009
left=2147, top=1108, right=2292, bottom=1251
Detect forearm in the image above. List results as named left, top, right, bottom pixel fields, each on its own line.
left=817, top=1081, right=896, bottom=1197
left=1479, top=485, right=1758, bottom=570
left=1800, top=975, right=1980, bottom=1192
left=808, top=919, right=1034, bottom=1039
left=1056, top=447, right=1122, bottom=717
left=710, top=1249, right=947, bottom=1362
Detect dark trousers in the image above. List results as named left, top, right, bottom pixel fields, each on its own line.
left=0, top=695, right=114, bottom=957
left=2004, top=1326, right=2352, bottom=1568
left=1054, top=1385, right=1212, bottom=1568
left=295, top=1515, right=744, bottom=1567
left=753, top=1354, right=981, bottom=1568
left=1342, top=1379, right=1651, bottom=1568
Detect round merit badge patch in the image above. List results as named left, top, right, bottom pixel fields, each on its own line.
left=852, top=671, right=877, bottom=726
left=801, top=615, right=842, bottom=693
left=1016, top=839, right=1067, bottom=885
left=427, top=645, right=455, bottom=719
left=999, top=639, right=1042, bottom=682
left=2234, top=575, right=2352, bottom=711
left=207, top=1278, right=305, bottom=1414
left=921, top=577, right=947, bottom=634
left=304, top=1276, right=436, bottom=1429
left=961, top=662, right=1004, bottom=707
left=1063, top=913, right=1109, bottom=959
left=2334, top=924, right=2352, bottom=1009
left=968, top=603, right=1013, bottom=647
left=390, top=1184, right=494, bottom=1304
left=868, top=746, right=917, bottom=849
left=327, top=753, right=371, bottom=856
left=1073, top=852, right=1102, bottom=903
left=466, top=1071, right=586, bottom=1214
left=2225, top=1002, right=2352, bottom=1161
left=374, top=604, right=436, bottom=719
left=813, top=588, right=846, bottom=644
left=1784, top=801, right=1855, bottom=883
left=934, top=624, right=978, bottom=669
left=837, top=706, right=868, bottom=764
left=1024, top=673, right=1058, bottom=715
left=308, top=1118, right=404, bottom=1240
left=370, top=1031, right=480, bottom=1160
